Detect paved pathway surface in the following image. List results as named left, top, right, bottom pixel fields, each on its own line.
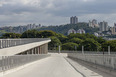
left=4, top=53, right=83, bottom=77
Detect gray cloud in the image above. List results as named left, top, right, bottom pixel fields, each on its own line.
left=0, top=0, right=116, bottom=26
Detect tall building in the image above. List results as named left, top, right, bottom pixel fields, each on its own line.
left=99, top=21, right=108, bottom=32
left=115, top=23, right=116, bottom=31
left=26, top=24, right=41, bottom=30
left=70, top=16, right=78, bottom=24
left=111, top=23, right=116, bottom=35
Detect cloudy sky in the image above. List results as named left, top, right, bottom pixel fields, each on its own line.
left=0, top=0, right=116, bottom=26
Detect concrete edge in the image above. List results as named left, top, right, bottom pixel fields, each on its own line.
left=64, top=57, right=86, bottom=77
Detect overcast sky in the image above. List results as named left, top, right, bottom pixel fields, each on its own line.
left=0, top=0, right=116, bottom=26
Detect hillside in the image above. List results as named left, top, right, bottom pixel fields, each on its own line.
left=0, top=23, right=99, bottom=36
left=37, top=23, right=99, bottom=35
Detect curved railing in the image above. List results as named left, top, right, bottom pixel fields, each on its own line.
left=0, top=38, right=50, bottom=49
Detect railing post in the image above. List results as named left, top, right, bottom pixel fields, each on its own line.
left=20, top=39, right=21, bottom=45
left=15, top=40, right=16, bottom=46
left=111, top=57, right=114, bottom=69
left=5, top=40, right=7, bottom=48
left=59, top=45, right=61, bottom=54
left=0, top=39, right=2, bottom=49
left=7, top=39, right=9, bottom=47
left=108, top=46, right=110, bottom=55
left=82, top=46, right=84, bottom=55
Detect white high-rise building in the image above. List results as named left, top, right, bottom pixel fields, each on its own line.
left=111, top=23, right=116, bottom=35
left=99, top=21, right=108, bottom=32
left=89, top=20, right=93, bottom=27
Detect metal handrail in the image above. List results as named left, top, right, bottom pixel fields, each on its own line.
left=0, top=54, right=51, bottom=72
left=0, top=38, right=50, bottom=49
left=68, top=53, right=116, bottom=70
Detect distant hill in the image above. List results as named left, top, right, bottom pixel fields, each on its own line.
left=37, top=23, right=99, bottom=35
left=0, top=23, right=99, bottom=36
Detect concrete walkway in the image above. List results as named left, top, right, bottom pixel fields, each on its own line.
left=4, top=53, right=83, bottom=77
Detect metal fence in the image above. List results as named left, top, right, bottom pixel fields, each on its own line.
left=0, top=38, right=50, bottom=49
left=0, top=54, right=50, bottom=72
left=68, top=53, right=116, bottom=70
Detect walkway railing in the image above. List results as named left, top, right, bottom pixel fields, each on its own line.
left=0, top=54, right=50, bottom=72
left=0, top=38, right=50, bottom=49
left=48, top=50, right=116, bottom=54
left=68, top=52, right=116, bottom=70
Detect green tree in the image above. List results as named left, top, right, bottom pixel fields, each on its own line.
left=67, top=33, right=86, bottom=40
left=97, top=37, right=106, bottom=44
left=48, top=36, right=62, bottom=50
left=56, top=33, right=68, bottom=43
left=1, top=33, right=21, bottom=38
left=102, top=40, right=116, bottom=51
left=85, top=33, right=97, bottom=41
left=62, top=42, right=78, bottom=50
left=80, top=38, right=101, bottom=51
left=21, top=29, right=38, bottom=38
left=37, top=30, right=56, bottom=38
left=68, top=38, right=83, bottom=44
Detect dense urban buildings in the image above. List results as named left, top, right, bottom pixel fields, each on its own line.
left=70, top=16, right=78, bottom=24
left=99, top=21, right=108, bottom=32
left=0, top=23, right=41, bottom=35
left=26, top=24, right=41, bottom=30
left=89, top=19, right=99, bottom=28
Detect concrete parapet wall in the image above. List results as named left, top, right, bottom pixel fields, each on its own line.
left=0, top=54, right=51, bottom=72
left=68, top=53, right=116, bottom=70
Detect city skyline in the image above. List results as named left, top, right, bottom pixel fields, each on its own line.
left=0, top=0, right=116, bottom=26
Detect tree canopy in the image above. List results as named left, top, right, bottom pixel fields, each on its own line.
left=37, top=30, right=56, bottom=38
left=62, top=42, right=78, bottom=50
left=68, top=38, right=83, bottom=44
left=1, top=33, right=21, bottom=38
left=21, top=29, right=38, bottom=38
left=21, top=30, right=56, bottom=38
left=1, top=30, right=116, bottom=52
left=48, top=36, right=62, bottom=50
left=80, top=38, right=101, bottom=51
left=102, top=40, right=116, bottom=51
